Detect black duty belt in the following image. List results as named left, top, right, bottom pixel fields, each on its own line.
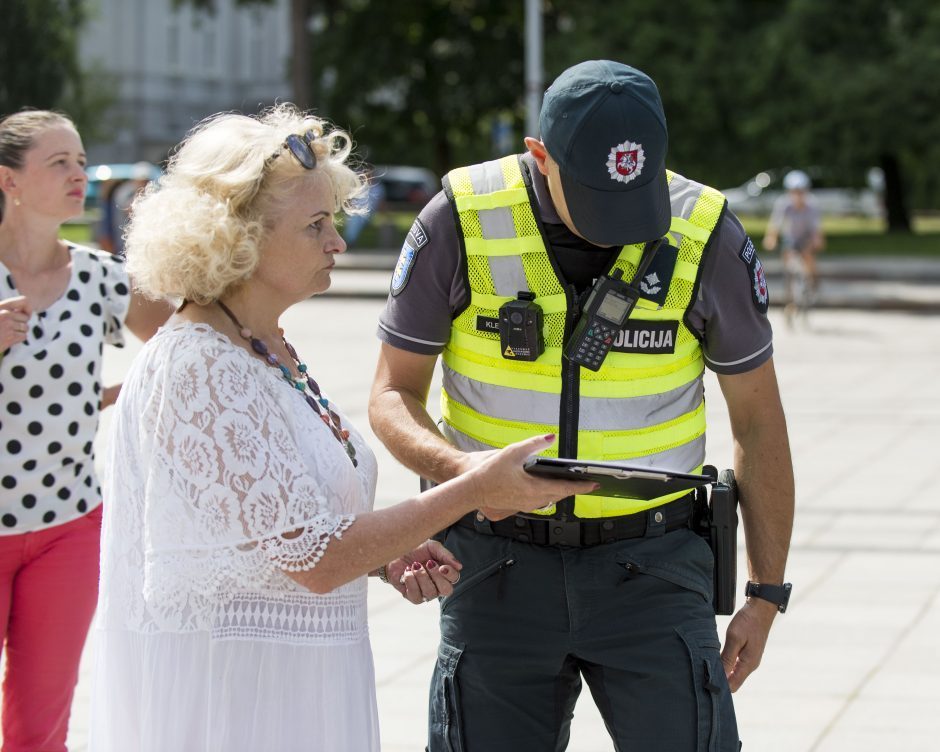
left=455, top=493, right=695, bottom=548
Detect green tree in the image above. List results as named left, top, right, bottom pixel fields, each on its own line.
left=0, top=0, right=89, bottom=123
left=314, top=0, right=525, bottom=174
left=545, top=0, right=940, bottom=229
left=540, top=1, right=775, bottom=188
left=742, top=0, right=940, bottom=230
left=181, top=0, right=527, bottom=174
left=179, top=0, right=940, bottom=223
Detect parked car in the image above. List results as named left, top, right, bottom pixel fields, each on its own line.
left=721, top=167, right=884, bottom=217
left=372, top=165, right=439, bottom=209
left=83, top=162, right=162, bottom=213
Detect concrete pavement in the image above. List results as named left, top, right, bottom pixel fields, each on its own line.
left=5, top=293, right=937, bottom=750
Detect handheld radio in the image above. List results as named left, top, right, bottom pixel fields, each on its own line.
left=498, top=291, right=544, bottom=361
left=564, top=239, right=664, bottom=371
left=564, top=270, right=637, bottom=371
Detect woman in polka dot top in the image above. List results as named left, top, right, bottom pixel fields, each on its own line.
left=0, top=110, right=172, bottom=750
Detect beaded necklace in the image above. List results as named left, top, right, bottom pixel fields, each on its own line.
left=216, top=300, right=357, bottom=467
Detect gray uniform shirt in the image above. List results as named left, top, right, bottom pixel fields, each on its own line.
left=377, top=154, right=773, bottom=375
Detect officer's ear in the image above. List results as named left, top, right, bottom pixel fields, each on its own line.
left=524, top=137, right=551, bottom=176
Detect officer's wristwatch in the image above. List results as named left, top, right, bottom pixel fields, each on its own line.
left=744, top=581, right=792, bottom=613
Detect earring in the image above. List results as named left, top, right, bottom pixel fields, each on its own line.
left=12, top=197, right=21, bottom=207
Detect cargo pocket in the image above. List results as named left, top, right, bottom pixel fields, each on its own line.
left=676, top=623, right=739, bottom=752
left=428, top=637, right=466, bottom=752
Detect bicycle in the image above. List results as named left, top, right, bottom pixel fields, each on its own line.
left=782, top=250, right=814, bottom=327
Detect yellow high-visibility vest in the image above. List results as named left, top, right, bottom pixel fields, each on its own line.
left=440, top=155, right=726, bottom=518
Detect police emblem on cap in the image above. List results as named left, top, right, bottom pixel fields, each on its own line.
left=607, top=141, right=645, bottom=184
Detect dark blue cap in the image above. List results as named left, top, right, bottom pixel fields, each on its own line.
left=540, top=60, right=670, bottom=246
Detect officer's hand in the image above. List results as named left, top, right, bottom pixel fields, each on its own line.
left=0, top=296, right=32, bottom=351
left=386, top=539, right=463, bottom=604
left=720, top=598, right=778, bottom=691
left=464, top=434, right=597, bottom=513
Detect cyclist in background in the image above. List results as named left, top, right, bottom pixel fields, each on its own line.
left=763, top=169, right=825, bottom=323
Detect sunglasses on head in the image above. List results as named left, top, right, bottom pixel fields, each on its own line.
left=269, top=129, right=318, bottom=170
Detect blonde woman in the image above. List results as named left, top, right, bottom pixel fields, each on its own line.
left=0, top=109, right=170, bottom=750
left=88, top=105, right=593, bottom=751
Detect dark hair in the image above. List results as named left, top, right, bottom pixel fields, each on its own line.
left=0, top=109, right=76, bottom=222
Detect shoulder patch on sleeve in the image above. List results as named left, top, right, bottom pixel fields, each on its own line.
left=739, top=237, right=768, bottom=314
left=390, top=218, right=429, bottom=296
left=739, top=237, right=756, bottom=265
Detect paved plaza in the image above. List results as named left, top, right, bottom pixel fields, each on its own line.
left=7, top=277, right=938, bottom=750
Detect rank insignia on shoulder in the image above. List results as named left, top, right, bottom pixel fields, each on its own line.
left=390, top=218, right=429, bottom=296
left=636, top=242, right=677, bottom=307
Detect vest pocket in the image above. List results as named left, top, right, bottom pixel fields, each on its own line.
left=676, top=623, right=739, bottom=751
left=428, top=637, right=466, bottom=752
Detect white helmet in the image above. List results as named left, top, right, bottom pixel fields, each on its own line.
left=783, top=169, right=811, bottom=191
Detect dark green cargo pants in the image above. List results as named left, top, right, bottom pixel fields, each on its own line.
left=427, top=521, right=740, bottom=752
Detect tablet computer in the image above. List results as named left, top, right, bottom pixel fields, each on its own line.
left=523, top=457, right=712, bottom=500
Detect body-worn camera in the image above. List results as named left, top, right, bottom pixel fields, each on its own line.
left=564, top=269, right=638, bottom=371
left=499, top=291, right=544, bottom=361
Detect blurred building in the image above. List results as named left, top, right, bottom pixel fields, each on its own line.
left=79, top=0, right=290, bottom=165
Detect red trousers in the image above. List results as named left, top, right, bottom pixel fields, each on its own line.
left=0, top=507, right=101, bottom=752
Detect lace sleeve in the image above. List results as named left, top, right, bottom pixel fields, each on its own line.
left=139, top=334, right=356, bottom=608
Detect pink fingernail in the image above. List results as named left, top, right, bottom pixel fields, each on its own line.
left=544, top=433, right=556, bottom=441
left=412, top=562, right=423, bottom=571
left=426, top=560, right=437, bottom=569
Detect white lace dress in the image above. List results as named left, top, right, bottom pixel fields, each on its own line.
left=88, top=323, right=380, bottom=751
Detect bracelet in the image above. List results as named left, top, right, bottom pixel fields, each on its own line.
left=377, top=564, right=390, bottom=584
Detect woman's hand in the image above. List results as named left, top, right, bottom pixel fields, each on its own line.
left=462, top=434, right=598, bottom=515
left=100, top=384, right=122, bottom=410
left=0, top=296, right=31, bottom=351
left=383, top=539, right=462, bottom=605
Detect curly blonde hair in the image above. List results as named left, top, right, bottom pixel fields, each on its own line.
left=125, top=104, right=366, bottom=304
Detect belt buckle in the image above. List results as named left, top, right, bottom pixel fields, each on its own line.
left=546, top=518, right=582, bottom=547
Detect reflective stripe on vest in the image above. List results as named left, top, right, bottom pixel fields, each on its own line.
left=441, top=155, right=726, bottom=518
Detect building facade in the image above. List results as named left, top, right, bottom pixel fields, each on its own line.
left=79, top=0, right=291, bottom=165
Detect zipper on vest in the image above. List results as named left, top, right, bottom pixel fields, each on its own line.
left=557, top=283, right=582, bottom=519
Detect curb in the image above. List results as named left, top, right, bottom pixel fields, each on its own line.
left=331, top=252, right=940, bottom=313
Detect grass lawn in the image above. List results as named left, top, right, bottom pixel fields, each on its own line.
left=63, top=211, right=940, bottom=258
left=60, top=222, right=93, bottom=246
left=737, top=213, right=940, bottom=257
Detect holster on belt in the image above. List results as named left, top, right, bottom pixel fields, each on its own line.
left=695, top=466, right=739, bottom=615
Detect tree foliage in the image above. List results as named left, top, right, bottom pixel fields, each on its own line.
left=173, top=0, right=940, bottom=222
left=313, top=0, right=526, bottom=175
left=0, top=0, right=88, bottom=124
left=740, top=0, right=940, bottom=227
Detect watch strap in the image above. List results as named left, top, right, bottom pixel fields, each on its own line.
left=745, top=581, right=791, bottom=613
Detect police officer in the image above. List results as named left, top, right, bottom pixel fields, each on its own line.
left=368, top=60, right=794, bottom=751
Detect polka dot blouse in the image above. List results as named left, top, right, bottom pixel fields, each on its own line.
left=0, top=245, right=130, bottom=534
